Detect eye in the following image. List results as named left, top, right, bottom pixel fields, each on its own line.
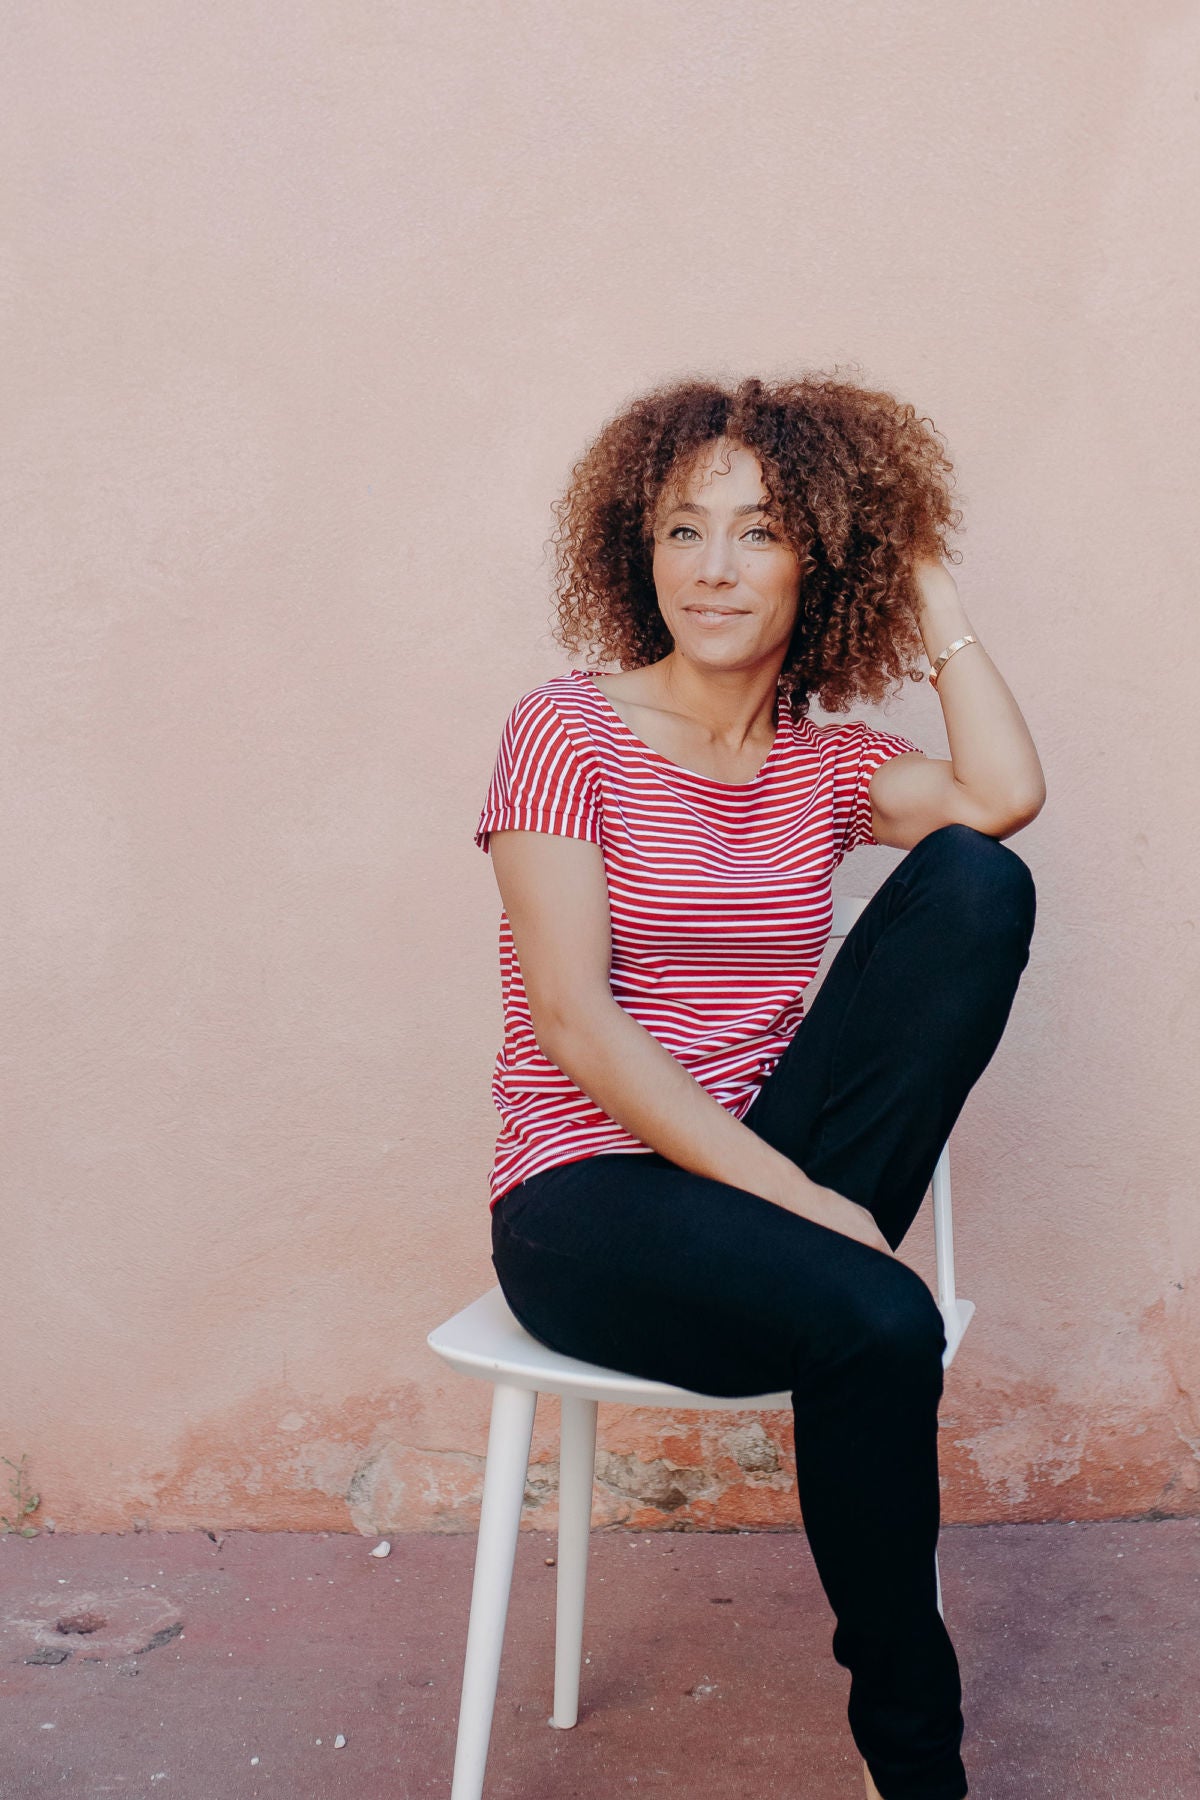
left=744, top=526, right=775, bottom=544
left=667, top=525, right=700, bottom=540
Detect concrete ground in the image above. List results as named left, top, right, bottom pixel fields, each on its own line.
left=0, top=1519, right=1196, bottom=1799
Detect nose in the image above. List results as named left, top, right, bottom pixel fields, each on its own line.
left=696, top=529, right=738, bottom=588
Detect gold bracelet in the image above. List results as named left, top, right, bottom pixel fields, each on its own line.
left=928, top=634, right=977, bottom=689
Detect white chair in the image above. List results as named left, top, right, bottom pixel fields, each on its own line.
left=427, top=896, right=975, bottom=1800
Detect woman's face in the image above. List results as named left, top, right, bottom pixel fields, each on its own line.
left=650, top=438, right=802, bottom=673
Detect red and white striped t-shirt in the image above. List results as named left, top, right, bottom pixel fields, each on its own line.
left=474, top=668, right=917, bottom=1209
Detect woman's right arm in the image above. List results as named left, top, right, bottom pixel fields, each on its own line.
left=487, top=828, right=893, bottom=1256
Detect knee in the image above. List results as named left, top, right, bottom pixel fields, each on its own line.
left=846, top=1263, right=947, bottom=1381
left=907, top=823, right=1036, bottom=948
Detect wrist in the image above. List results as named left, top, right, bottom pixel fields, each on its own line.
left=918, top=603, right=974, bottom=664
left=773, top=1167, right=835, bottom=1223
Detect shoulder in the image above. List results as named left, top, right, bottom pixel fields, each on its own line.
left=797, top=714, right=871, bottom=746
left=501, top=670, right=589, bottom=722
left=795, top=714, right=918, bottom=761
left=494, top=673, right=601, bottom=769
left=786, top=714, right=871, bottom=764
left=476, top=675, right=604, bottom=853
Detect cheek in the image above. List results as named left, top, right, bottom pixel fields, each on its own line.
left=651, top=545, right=683, bottom=593
left=769, top=553, right=802, bottom=607
left=650, top=549, right=664, bottom=596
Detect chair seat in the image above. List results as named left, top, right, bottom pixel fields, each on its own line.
left=427, top=1284, right=974, bottom=1407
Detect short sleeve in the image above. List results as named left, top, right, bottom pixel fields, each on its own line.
left=474, top=688, right=603, bottom=855
left=836, top=720, right=921, bottom=856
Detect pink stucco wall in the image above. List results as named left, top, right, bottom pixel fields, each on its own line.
left=2, top=3, right=1197, bottom=1534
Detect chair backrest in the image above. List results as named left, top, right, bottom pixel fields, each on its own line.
left=830, top=894, right=868, bottom=939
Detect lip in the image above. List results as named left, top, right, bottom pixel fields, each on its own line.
left=685, top=607, right=745, bottom=621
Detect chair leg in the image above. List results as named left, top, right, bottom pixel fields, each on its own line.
left=934, top=1545, right=944, bottom=1620
left=449, top=1380, right=538, bottom=1800
left=550, top=1395, right=598, bottom=1729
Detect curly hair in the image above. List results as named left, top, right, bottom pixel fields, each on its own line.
left=548, top=370, right=962, bottom=720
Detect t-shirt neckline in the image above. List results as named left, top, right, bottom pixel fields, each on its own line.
left=571, top=667, right=788, bottom=790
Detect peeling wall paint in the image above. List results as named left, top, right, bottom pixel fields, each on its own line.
left=2, top=3, right=1199, bottom=1534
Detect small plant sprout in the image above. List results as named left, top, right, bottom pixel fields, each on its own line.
left=1, top=1453, right=41, bottom=1537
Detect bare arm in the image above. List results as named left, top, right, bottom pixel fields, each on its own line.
left=487, top=828, right=893, bottom=1255
left=869, top=557, right=1047, bottom=848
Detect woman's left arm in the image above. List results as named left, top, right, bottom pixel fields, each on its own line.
left=869, top=556, right=1047, bottom=848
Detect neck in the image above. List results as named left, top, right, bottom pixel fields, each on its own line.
left=658, top=653, right=781, bottom=748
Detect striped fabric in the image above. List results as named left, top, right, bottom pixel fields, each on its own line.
left=474, top=668, right=918, bottom=1210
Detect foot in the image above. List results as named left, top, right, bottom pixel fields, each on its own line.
left=863, top=1761, right=885, bottom=1800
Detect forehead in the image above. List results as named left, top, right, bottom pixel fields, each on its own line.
left=658, top=439, right=769, bottom=509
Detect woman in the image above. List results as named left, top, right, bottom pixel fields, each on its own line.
left=473, top=373, right=1044, bottom=1800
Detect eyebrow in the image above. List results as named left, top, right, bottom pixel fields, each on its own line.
left=662, top=500, right=773, bottom=517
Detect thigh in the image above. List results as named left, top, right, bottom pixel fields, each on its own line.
left=491, top=1150, right=930, bottom=1398
left=742, top=826, right=1035, bottom=1244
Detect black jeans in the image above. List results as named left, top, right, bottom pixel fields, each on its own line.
left=490, top=824, right=1036, bottom=1800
